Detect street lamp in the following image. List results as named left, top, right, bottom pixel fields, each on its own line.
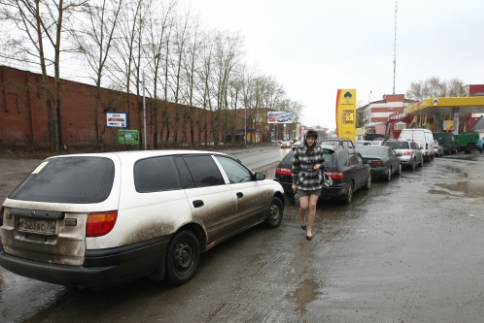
left=142, top=54, right=160, bottom=150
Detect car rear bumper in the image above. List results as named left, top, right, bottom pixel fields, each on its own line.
left=0, top=235, right=172, bottom=289
left=320, top=183, right=350, bottom=199
left=370, top=167, right=387, bottom=177
left=397, top=156, right=412, bottom=165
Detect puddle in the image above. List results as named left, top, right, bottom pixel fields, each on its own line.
left=432, top=180, right=484, bottom=199
left=292, top=278, right=319, bottom=312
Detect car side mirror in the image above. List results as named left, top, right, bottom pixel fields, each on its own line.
left=255, top=173, right=265, bottom=180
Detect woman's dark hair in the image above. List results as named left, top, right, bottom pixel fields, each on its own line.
left=306, top=129, right=318, bottom=151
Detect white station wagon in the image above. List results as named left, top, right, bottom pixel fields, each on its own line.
left=0, top=150, right=285, bottom=289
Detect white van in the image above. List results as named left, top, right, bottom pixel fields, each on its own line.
left=398, top=129, right=435, bottom=162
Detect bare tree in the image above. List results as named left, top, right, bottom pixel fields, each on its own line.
left=406, top=77, right=466, bottom=100
left=75, top=0, right=123, bottom=149
left=146, top=0, right=177, bottom=148
left=1, top=0, right=88, bottom=151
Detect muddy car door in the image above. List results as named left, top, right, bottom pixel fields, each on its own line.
left=175, top=155, right=237, bottom=248
left=214, top=155, right=272, bottom=228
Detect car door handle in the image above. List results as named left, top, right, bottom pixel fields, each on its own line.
left=236, top=192, right=244, bottom=198
left=192, top=200, right=204, bottom=208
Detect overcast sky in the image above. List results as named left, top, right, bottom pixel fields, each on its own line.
left=189, top=0, right=484, bottom=129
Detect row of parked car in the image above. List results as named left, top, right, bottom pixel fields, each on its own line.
left=274, top=129, right=446, bottom=206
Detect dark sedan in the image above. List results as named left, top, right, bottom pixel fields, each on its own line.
left=357, top=146, right=401, bottom=181
left=275, top=146, right=371, bottom=204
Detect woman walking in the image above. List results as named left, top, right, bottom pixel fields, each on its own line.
left=291, top=129, right=325, bottom=240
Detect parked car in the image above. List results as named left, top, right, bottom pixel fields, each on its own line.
left=0, top=150, right=285, bottom=289
left=433, top=132, right=457, bottom=155
left=274, top=150, right=297, bottom=197
left=357, top=146, right=402, bottom=181
left=319, top=139, right=355, bottom=149
left=275, top=146, right=371, bottom=204
left=384, top=140, right=424, bottom=170
left=320, top=146, right=371, bottom=204
left=433, top=140, right=444, bottom=157
left=280, top=141, right=292, bottom=149
left=398, top=129, right=435, bottom=161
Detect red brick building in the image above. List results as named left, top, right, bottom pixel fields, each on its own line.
left=0, top=66, right=282, bottom=148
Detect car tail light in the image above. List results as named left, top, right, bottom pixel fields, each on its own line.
left=371, top=160, right=384, bottom=165
left=276, top=167, right=292, bottom=176
left=403, top=150, right=411, bottom=155
left=327, top=171, right=343, bottom=180
left=0, top=206, right=3, bottom=227
left=86, top=211, right=118, bottom=237
left=426, top=143, right=428, bottom=149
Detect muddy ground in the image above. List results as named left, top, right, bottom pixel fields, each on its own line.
left=0, top=149, right=484, bottom=322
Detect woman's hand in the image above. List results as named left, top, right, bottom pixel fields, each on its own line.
left=314, top=164, right=320, bottom=170
left=292, top=184, right=297, bottom=192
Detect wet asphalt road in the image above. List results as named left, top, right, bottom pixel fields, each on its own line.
left=1, top=148, right=484, bottom=322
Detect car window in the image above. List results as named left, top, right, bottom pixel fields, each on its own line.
left=355, top=153, right=364, bottom=165
left=410, top=142, right=417, bottom=149
left=10, top=157, right=114, bottom=203
left=174, top=156, right=196, bottom=189
left=215, top=156, right=252, bottom=183
left=385, top=141, right=409, bottom=149
left=134, top=156, right=182, bottom=193
left=282, top=150, right=294, bottom=163
left=337, top=150, right=347, bottom=167
left=322, top=150, right=334, bottom=167
left=349, top=152, right=358, bottom=165
left=182, top=155, right=225, bottom=187
left=388, top=147, right=396, bottom=157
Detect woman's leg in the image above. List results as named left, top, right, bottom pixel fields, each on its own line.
left=306, top=194, right=319, bottom=237
left=299, top=195, right=309, bottom=227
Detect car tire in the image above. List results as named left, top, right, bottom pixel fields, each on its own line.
left=409, top=160, right=416, bottom=171
left=363, top=174, right=371, bottom=190
left=265, top=197, right=284, bottom=228
left=396, top=164, right=402, bottom=175
left=341, top=183, right=353, bottom=205
left=419, top=157, right=424, bottom=167
left=165, top=230, right=200, bottom=285
left=386, top=168, right=392, bottom=182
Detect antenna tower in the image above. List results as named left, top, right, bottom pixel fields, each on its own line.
left=392, top=1, right=398, bottom=94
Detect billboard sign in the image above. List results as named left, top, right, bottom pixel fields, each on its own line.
left=106, top=112, right=128, bottom=128
left=267, top=111, right=293, bottom=124
left=335, top=89, right=356, bottom=141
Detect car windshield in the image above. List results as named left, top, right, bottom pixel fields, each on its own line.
left=358, top=146, right=387, bottom=157
left=9, top=156, right=115, bottom=203
left=385, top=141, right=409, bottom=149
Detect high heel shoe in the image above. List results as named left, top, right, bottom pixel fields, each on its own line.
left=306, top=234, right=313, bottom=240
left=301, top=225, right=306, bottom=230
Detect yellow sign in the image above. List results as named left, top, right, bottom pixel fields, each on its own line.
left=335, top=89, right=357, bottom=141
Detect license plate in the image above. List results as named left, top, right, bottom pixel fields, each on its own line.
left=17, top=218, right=56, bottom=235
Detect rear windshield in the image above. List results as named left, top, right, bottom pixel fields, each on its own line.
left=358, top=147, right=387, bottom=157
left=322, top=149, right=335, bottom=167
left=282, top=150, right=294, bottom=163
left=385, top=141, right=409, bottom=149
left=9, top=157, right=115, bottom=204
